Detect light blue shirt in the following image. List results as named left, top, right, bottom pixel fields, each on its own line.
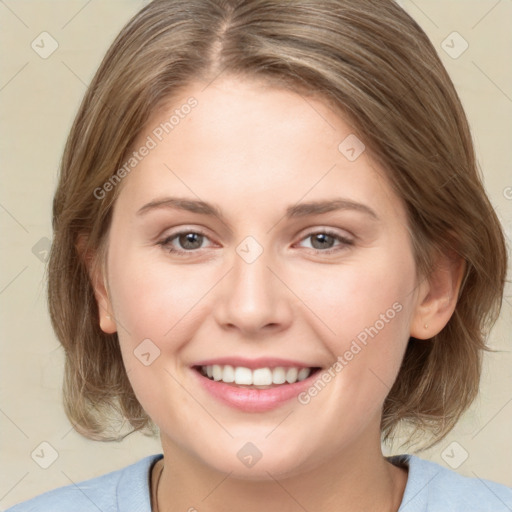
left=6, top=453, right=512, bottom=511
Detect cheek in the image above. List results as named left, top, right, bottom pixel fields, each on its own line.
left=301, top=246, right=416, bottom=337
left=106, top=248, right=207, bottom=427
left=108, top=247, right=211, bottom=347
left=289, top=259, right=416, bottom=447
left=295, top=246, right=416, bottom=392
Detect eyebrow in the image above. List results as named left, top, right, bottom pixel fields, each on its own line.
left=136, top=197, right=379, bottom=222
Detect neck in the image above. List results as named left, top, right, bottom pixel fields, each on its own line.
left=153, top=432, right=408, bottom=512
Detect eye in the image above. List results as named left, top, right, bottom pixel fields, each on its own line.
left=157, top=228, right=354, bottom=257
left=158, top=230, right=213, bottom=255
left=297, top=230, right=353, bottom=254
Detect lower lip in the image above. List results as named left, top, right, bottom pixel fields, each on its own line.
left=192, top=368, right=319, bottom=412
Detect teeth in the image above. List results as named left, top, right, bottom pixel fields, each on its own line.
left=200, top=365, right=313, bottom=385
left=285, top=367, right=298, bottom=383
left=297, top=368, right=310, bottom=381
left=222, top=364, right=235, bottom=383
left=253, top=368, right=272, bottom=386
left=234, top=366, right=252, bottom=385
left=272, top=367, right=286, bottom=384
left=212, top=364, right=223, bottom=381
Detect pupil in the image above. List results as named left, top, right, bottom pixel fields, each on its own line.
left=311, top=233, right=333, bottom=250
left=180, top=233, right=202, bottom=250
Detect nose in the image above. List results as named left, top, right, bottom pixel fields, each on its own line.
left=213, top=248, right=293, bottom=337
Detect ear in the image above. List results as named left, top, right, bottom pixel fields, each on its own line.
left=410, top=250, right=466, bottom=340
left=76, top=234, right=117, bottom=334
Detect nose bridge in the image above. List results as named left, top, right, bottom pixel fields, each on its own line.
left=215, top=239, right=291, bottom=333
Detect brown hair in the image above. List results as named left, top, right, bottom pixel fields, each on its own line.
left=48, top=0, right=508, bottom=445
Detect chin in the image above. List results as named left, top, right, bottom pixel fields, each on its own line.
left=196, top=438, right=318, bottom=481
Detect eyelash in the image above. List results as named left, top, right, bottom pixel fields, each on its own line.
left=157, top=228, right=354, bottom=256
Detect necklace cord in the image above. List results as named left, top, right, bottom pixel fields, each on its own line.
left=152, top=461, right=164, bottom=512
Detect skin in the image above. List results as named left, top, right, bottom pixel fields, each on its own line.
left=88, top=76, right=464, bottom=512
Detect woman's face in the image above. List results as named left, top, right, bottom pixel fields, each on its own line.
left=97, top=77, right=427, bottom=478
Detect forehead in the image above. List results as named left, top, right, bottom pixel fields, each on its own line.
left=114, top=77, right=404, bottom=223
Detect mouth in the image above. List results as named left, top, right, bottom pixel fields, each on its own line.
left=190, top=360, right=323, bottom=412
left=193, top=364, right=322, bottom=389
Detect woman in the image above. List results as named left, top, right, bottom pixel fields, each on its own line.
left=7, top=0, right=511, bottom=510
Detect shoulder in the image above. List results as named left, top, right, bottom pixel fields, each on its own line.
left=5, top=453, right=163, bottom=512
left=390, top=454, right=512, bottom=512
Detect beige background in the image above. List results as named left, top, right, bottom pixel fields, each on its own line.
left=0, top=0, right=511, bottom=508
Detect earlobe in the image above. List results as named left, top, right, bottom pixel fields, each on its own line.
left=410, top=252, right=466, bottom=340
left=76, top=234, right=117, bottom=334
left=98, top=308, right=117, bottom=334
left=94, top=279, right=117, bottom=334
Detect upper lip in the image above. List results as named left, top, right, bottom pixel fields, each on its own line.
left=192, top=357, right=321, bottom=370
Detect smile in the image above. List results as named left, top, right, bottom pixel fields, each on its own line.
left=198, top=364, right=314, bottom=387
left=191, top=360, right=322, bottom=412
